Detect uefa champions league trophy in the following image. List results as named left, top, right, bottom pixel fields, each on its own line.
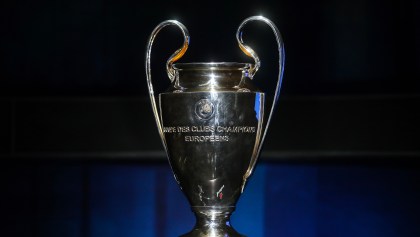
left=146, top=16, right=285, bottom=236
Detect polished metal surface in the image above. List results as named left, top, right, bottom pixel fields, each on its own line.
left=146, top=16, right=285, bottom=237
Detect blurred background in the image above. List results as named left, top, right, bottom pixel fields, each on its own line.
left=0, top=0, right=419, bottom=236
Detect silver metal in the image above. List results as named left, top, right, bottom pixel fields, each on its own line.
left=146, top=16, right=285, bottom=237
left=146, top=20, right=190, bottom=152
left=236, top=15, right=286, bottom=184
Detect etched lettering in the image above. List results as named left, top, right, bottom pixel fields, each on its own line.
left=216, top=126, right=256, bottom=133
left=191, top=126, right=215, bottom=133
left=177, top=126, right=190, bottom=133
left=164, top=124, right=255, bottom=142
left=163, top=127, right=177, bottom=133
left=185, top=135, right=229, bottom=142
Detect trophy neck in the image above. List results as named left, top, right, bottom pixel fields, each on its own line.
left=169, top=62, right=259, bottom=92
left=182, top=206, right=242, bottom=236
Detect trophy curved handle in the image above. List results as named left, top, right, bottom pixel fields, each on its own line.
left=237, top=16, right=285, bottom=181
left=145, top=20, right=190, bottom=150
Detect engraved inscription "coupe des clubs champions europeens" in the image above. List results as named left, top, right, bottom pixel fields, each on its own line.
left=162, top=125, right=257, bottom=142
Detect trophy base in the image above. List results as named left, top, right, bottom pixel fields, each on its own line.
left=180, top=228, right=244, bottom=237
left=180, top=206, right=245, bottom=237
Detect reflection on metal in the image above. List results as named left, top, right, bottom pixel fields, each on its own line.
left=146, top=16, right=285, bottom=236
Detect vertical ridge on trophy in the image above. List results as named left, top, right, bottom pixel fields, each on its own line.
left=146, top=16, right=285, bottom=237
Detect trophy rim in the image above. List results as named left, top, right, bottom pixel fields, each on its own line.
left=173, top=62, right=252, bottom=70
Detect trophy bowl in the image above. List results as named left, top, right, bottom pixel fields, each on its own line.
left=146, top=16, right=285, bottom=237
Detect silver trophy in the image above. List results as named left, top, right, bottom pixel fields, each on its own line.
left=146, top=16, right=285, bottom=237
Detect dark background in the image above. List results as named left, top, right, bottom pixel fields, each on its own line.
left=1, top=0, right=419, bottom=236
left=1, top=0, right=419, bottom=96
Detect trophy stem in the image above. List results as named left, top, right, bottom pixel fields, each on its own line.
left=180, top=206, right=245, bottom=237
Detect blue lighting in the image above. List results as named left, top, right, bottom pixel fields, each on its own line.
left=254, top=93, right=262, bottom=120
left=2, top=163, right=419, bottom=237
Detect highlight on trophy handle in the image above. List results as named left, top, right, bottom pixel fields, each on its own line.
left=237, top=16, right=286, bottom=180
left=145, top=20, right=190, bottom=151
left=236, top=22, right=261, bottom=79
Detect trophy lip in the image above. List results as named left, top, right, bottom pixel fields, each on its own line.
left=173, top=62, right=253, bottom=70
